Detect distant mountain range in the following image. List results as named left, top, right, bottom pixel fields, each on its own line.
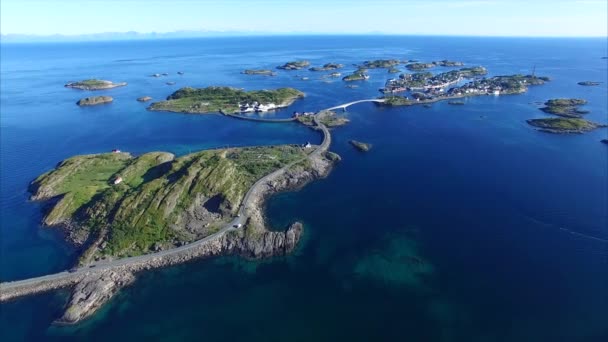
left=0, top=30, right=310, bottom=43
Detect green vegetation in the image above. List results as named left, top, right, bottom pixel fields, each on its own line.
left=343, top=68, right=369, bottom=82
left=383, top=96, right=412, bottom=106
left=349, top=140, right=372, bottom=152
left=526, top=118, right=606, bottom=133
left=388, top=67, right=401, bottom=74
left=296, top=111, right=349, bottom=127
left=362, top=59, right=400, bottom=69
left=309, top=63, right=344, bottom=71
left=30, top=146, right=308, bottom=257
left=277, top=60, right=310, bottom=70
left=242, top=69, right=277, bottom=76
left=76, top=96, right=113, bottom=106
left=406, top=62, right=436, bottom=71
left=577, top=81, right=601, bottom=86
left=65, top=79, right=127, bottom=90
left=540, top=98, right=589, bottom=117
left=148, top=86, right=304, bottom=114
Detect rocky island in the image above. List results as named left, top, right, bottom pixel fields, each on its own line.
left=277, top=60, right=310, bottom=70
left=148, top=86, right=304, bottom=114
left=362, top=59, right=400, bottom=69
left=137, top=96, right=152, bottom=102
left=65, top=79, right=127, bottom=90
left=242, top=69, right=277, bottom=76
left=577, top=81, right=601, bottom=86
left=309, top=63, right=344, bottom=71
left=526, top=118, right=607, bottom=134
left=76, top=96, right=113, bottom=106
left=349, top=140, right=372, bottom=152
left=540, top=98, right=589, bottom=117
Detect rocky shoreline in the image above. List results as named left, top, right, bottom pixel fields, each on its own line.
left=0, top=147, right=338, bottom=325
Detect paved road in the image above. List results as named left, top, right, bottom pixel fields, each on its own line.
left=0, top=112, right=331, bottom=295
left=224, top=113, right=297, bottom=123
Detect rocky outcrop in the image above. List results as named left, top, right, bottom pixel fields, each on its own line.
left=56, top=270, right=135, bottom=324
left=65, top=80, right=126, bottom=90
left=76, top=96, right=113, bottom=106
left=349, top=140, right=372, bottom=152
left=137, top=96, right=152, bottom=102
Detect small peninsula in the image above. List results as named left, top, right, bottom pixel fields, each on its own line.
left=76, top=96, right=113, bottom=106
left=148, top=86, right=304, bottom=114
left=349, top=140, right=372, bottom=152
left=242, top=69, right=277, bottom=76
left=540, top=98, right=589, bottom=117
left=526, top=118, right=607, bottom=134
left=65, top=79, right=127, bottom=90
left=277, top=60, right=310, bottom=70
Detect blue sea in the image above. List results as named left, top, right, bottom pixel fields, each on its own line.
left=1, top=36, right=607, bottom=341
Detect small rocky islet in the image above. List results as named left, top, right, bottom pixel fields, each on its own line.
left=540, top=98, right=589, bottom=117
left=349, top=140, right=372, bottom=152
left=241, top=69, right=277, bottom=76
left=76, top=96, right=113, bottom=106
left=136, top=96, right=152, bottom=102
left=526, top=118, right=607, bottom=134
left=65, top=79, right=127, bottom=90
left=577, top=81, right=601, bottom=86
left=277, top=60, right=310, bottom=70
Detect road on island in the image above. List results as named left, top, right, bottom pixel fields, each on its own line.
left=0, top=111, right=332, bottom=298
left=2, top=94, right=389, bottom=296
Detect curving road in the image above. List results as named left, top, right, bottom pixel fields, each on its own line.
left=0, top=111, right=331, bottom=298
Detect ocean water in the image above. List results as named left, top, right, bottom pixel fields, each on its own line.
left=0, top=36, right=607, bottom=341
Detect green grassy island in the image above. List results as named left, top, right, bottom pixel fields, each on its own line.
left=405, top=62, right=436, bottom=71
left=277, top=60, right=310, bottom=70
left=527, top=118, right=607, bottom=134
left=349, top=140, right=372, bottom=152
left=540, top=98, right=589, bottom=117
left=65, top=79, right=127, bottom=90
left=343, top=68, right=370, bottom=82
left=148, top=86, right=304, bottom=114
left=76, top=96, right=113, bottom=106
left=29, top=146, right=310, bottom=259
left=242, top=69, right=277, bottom=76
left=309, top=63, right=344, bottom=71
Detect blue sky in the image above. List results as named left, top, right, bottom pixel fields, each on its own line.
left=1, top=0, right=607, bottom=37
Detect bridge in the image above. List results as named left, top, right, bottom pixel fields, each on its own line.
left=324, top=98, right=386, bottom=112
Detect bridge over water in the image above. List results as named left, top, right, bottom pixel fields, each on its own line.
left=324, top=98, right=386, bottom=112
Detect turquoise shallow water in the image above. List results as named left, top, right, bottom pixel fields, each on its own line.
left=1, top=36, right=607, bottom=341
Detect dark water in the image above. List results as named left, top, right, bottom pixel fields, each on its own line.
left=1, top=36, right=607, bottom=341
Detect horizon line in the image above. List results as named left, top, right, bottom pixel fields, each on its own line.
left=2, top=31, right=607, bottom=44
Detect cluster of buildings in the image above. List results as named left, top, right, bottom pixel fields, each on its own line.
left=292, top=111, right=315, bottom=118
left=239, top=101, right=279, bottom=113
